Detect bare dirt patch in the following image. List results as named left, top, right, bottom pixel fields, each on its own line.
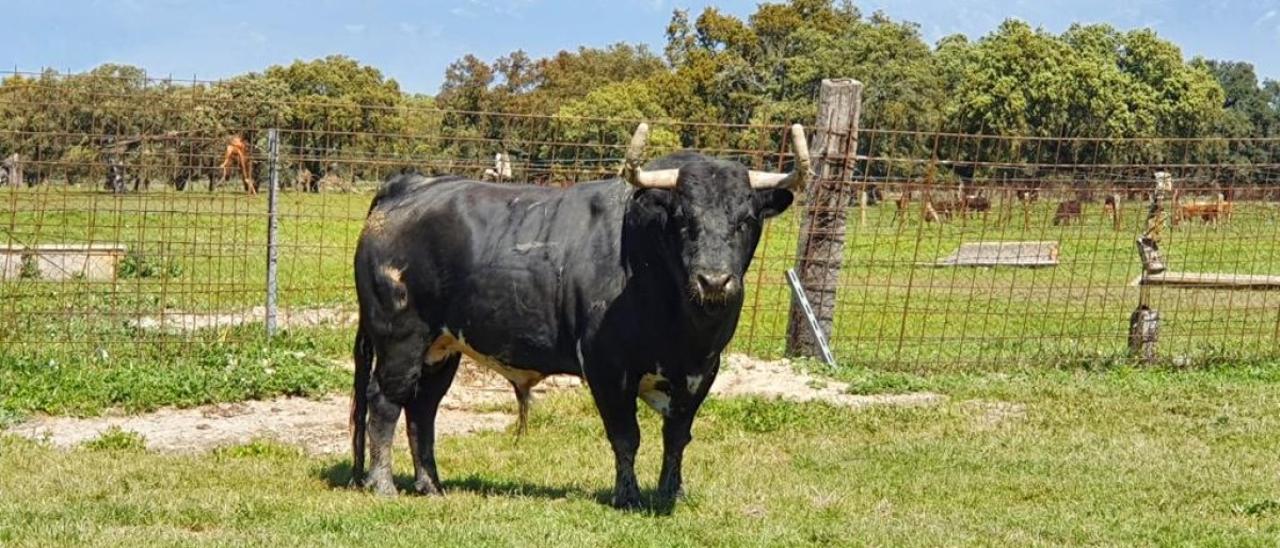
left=126, top=306, right=356, bottom=333
left=7, top=354, right=944, bottom=454
left=9, top=396, right=507, bottom=455
left=713, top=354, right=946, bottom=408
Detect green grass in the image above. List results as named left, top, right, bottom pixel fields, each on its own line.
left=4, top=366, right=1280, bottom=545
left=79, top=426, right=148, bottom=452
left=0, top=326, right=348, bottom=419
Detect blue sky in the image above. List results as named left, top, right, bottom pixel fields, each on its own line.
left=8, top=0, right=1280, bottom=94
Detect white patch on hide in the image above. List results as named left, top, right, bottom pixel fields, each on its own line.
left=686, top=374, right=704, bottom=394
left=638, top=373, right=671, bottom=417
left=426, top=328, right=542, bottom=389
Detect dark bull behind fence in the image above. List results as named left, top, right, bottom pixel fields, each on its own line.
left=350, top=123, right=810, bottom=508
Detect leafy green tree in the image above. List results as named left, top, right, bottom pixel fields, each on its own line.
left=263, top=55, right=400, bottom=179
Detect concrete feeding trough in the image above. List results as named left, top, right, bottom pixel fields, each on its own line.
left=0, top=244, right=127, bottom=281
left=930, top=241, right=1060, bottom=268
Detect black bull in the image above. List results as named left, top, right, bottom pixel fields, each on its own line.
left=350, top=124, right=810, bottom=508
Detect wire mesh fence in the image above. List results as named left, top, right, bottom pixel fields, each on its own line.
left=3, top=70, right=1280, bottom=370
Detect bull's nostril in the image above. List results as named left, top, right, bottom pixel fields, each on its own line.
left=696, top=273, right=734, bottom=294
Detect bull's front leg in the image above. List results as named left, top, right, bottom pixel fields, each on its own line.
left=587, top=372, right=642, bottom=509
left=657, top=411, right=694, bottom=500
left=658, top=361, right=716, bottom=502
left=405, top=354, right=460, bottom=496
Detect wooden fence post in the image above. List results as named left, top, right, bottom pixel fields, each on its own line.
left=1130, top=171, right=1171, bottom=364
left=785, top=79, right=863, bottom=359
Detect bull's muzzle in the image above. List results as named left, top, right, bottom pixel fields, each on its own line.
left=693, top=271, right=740, bottom=304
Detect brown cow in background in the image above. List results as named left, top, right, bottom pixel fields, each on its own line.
left=220, top=135, right=255, bottom=194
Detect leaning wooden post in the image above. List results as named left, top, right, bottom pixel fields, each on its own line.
left=1130, top=171, right=1171, bottom=363
left=786, top=79, right=863, bottom=359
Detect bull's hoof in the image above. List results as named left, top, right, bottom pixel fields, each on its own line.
left=413, top=479, right=443, bottom=496
left=611, top=490, right=642, bottom=510
left=362, top=477, right=397, bottom=498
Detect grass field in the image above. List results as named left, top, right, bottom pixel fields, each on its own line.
left=4, top=364, right=1280, bottom=545
left=5, top=185, right=1280, bottom=545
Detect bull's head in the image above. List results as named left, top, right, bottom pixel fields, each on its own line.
left=622, top=123, right=810, bottom=313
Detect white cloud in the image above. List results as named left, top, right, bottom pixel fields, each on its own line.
left=1256, top=9, right=1277, bottom=26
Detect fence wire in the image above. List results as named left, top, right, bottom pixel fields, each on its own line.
left=3, top=72, right=1280, bottom=370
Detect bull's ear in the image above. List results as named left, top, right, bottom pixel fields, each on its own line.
left=753, top=188, right=794, bottom=219
left=633, top=188, right=675, bottom=225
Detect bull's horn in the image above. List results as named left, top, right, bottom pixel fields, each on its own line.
left=748, top=124, right=811, bottom=191
left=620, top=123, right=680, bottom=189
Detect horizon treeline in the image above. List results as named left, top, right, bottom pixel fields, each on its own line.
left=3, top=0, right=1278, bottom=187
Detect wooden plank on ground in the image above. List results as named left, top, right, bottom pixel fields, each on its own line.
left=1136, top=271, right=1280, bottom=289
left=930, top=241, right=1060, bottom=267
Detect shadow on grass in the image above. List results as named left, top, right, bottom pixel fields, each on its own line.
left=318, top=461, right=678, bottom=515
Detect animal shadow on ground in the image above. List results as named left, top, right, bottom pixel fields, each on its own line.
left=318, top=462, right=679, bottom=515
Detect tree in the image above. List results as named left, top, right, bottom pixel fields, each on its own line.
left=262, top=55, right=401, bottom=179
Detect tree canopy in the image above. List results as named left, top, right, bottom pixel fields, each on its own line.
left=3, top=0, right=1279, bottom=185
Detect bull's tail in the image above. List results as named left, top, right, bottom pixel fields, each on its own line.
left=349, top=322, right=374, bottom=487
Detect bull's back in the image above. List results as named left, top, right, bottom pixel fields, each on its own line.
left=358, top=175, right=629, bottom=372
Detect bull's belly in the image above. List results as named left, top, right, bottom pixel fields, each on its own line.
left=426, top=328, right=577, bottom=390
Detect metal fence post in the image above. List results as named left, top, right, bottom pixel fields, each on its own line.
left=265, top=128, right=280, bottom=338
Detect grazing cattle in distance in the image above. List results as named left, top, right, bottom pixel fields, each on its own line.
left=1053, top=200, right=1082, bottom=226
left=963, top=194, right=991, bottom=216
left=892, top=189, right=912, bottom=223
left=862, top=184, right=882, bottom=206
left=219, top=135, right=255, bottom=194
left=350, top=123, right=810, bottom=509
left=924, top=199, right=955, bottom=222
left=1102, top=193, right=1121, bottom=229
left=104, top=156, right=130, bottom=193
left=922, top=193, right=989, bottom=223
left=1173, top=199, right=1233, bottom=226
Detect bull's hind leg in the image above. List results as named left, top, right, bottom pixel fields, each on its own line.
left=512, top=381, right=532, bottom=437
left=364, top=331, right=429, bottom=497
left=405, top=353, right=461, bottom=495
